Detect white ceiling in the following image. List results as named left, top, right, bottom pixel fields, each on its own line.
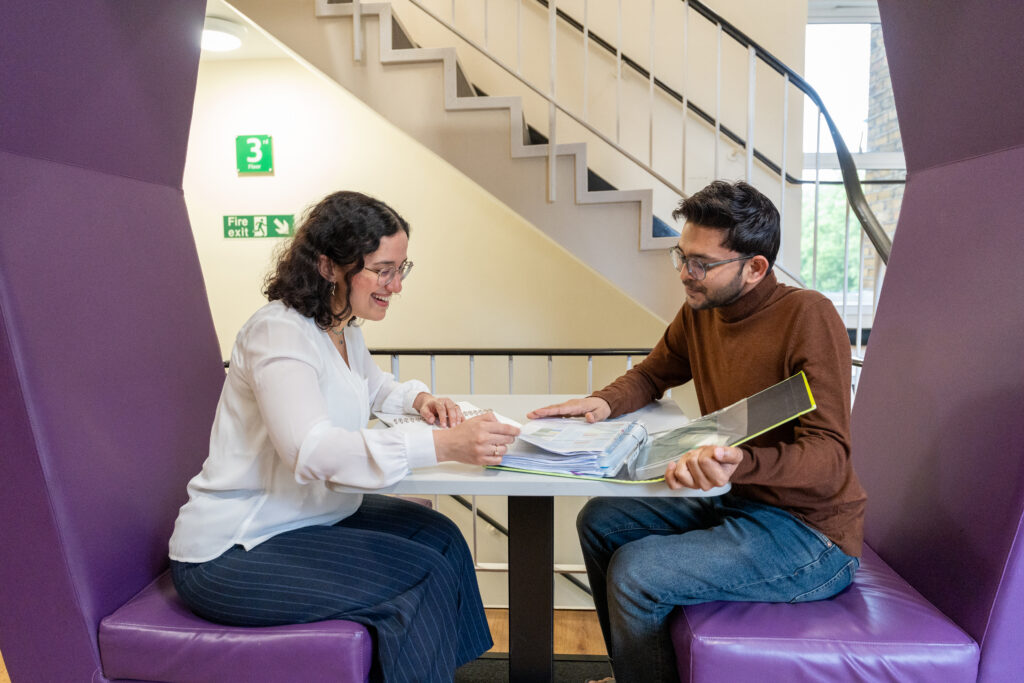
left=201, top=0, right=289, bottom=62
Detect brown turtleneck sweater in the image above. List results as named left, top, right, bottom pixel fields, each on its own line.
left=593, top=272, right=867, bottom=557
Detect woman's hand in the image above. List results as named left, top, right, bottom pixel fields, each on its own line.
left=433, top=413, right=521, bottom=466
left=665, top=446, right=743, bottom=490
left=412, top=392, right=464, bottom=428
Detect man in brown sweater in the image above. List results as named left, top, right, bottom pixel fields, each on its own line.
left=529, top=180, right=867, bottom=683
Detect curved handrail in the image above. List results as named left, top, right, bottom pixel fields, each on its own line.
left=531, top=0, right=892, bottom=264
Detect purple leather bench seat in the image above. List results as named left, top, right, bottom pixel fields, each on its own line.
left=670, top=545, right=979, bottom=682
left=99, top=572, right=372, bottom=683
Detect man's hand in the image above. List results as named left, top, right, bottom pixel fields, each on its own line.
left=526, top=396, right=611, bottom=423
left=412, top=392, right=464, bottom=428
left=665, top=446, right=743, bottom=490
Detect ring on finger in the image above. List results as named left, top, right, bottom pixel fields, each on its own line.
left=493, top=445, right=501, bottom=457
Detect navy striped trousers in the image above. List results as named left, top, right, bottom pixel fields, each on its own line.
left=171, top=495, right=492, bottom=682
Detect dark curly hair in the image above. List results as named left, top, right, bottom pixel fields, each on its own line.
left=672, top=180, right=780, bottom=268
left=264, top=191, right=410, bottom=330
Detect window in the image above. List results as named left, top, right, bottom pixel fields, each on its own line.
left=800, top=4, right=905, bottom=345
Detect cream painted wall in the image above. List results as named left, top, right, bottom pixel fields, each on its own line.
left=184, top=57, right=666, bottom=362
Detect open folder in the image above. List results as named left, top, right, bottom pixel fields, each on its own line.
left=489, top=371, right=817, bottom=483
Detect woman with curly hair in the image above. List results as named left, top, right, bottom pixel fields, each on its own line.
left=169, top=191, right=517, bottom=682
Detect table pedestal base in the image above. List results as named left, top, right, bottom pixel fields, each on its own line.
left=508, top=496, right=554, bottom=683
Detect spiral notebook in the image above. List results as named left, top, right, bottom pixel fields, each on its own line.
left=374, top=402, right=519, bottom=429
left=489, top=371, right=817, bottom=483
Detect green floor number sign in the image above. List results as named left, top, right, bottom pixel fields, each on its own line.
left=223, top=215, right=294, bottom=239
left=235, top=135, right=273, bottom=173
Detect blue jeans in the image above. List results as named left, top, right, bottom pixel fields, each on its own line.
left=577, top=494, right=859, bottom=683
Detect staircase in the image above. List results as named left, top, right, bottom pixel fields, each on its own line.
left=228, top=0, right=890, bottom=329
left=228, top=0, right=685, bottom=321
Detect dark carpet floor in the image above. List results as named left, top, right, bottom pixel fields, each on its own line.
left=454, top=653, right=612, bottom=683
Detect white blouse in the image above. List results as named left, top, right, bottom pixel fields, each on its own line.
left=169, top=301, right=436, bottom=563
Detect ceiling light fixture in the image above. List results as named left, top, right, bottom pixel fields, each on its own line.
left=202, top=17, right=246, bottom=52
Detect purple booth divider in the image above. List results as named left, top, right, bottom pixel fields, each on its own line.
left=851, top=2, right=1024, bottom=680
left=0, top=2, right=373, bottom=681
left=0, top=2, right=202, bottom=187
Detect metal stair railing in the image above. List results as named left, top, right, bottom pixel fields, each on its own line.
left=328, top=0, right=893, bottom=290
left=385, top=0, right=810, bottom=287
left=325, top=0, right=881, bottom=376
left=530, top=0, right=894, bottom=266
left=373, top=347, right=653, bottom=597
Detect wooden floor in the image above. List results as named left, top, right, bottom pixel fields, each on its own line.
left=486, top=608, right=607, bottom=656
left=0, top=609, right=604, bottom=681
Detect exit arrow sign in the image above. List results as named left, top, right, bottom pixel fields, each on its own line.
left=223, top=215, right=294, bottom=239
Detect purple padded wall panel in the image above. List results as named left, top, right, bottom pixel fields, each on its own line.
left=0, top=309, right=107, bottom=681
left=877, top=1, right=1024, bottom=172
left=0, top=150, right=225, bottom=656
left=851, top=144, right=1024, bottom=680
left=0, top=0, right=205, bottom=187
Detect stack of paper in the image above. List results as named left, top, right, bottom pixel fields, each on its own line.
left=501, top=419, right=648, bottom=477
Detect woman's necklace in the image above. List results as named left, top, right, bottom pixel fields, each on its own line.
left=330, top=326, right=346, bottom=345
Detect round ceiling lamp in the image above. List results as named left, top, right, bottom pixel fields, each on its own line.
left=202, top=17, right=246, bottom=52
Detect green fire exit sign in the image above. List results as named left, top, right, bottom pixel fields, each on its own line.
left=235, top=135, right=273, bottom=173
left=223, top=215, right=294, bottom=239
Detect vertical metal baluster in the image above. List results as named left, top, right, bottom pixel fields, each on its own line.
left=745, top=45, right=756, bottom=182
left=616, top=0, right=622, bottom=144
left=780, top=73, right=789, bottom=234
left=391, top=354, right=399, bottom=381
left=353, top=0, right=363, bottom=62
left=681, top=0, right=688, bottom=191
left=872, top=257, right=884, bottom=346
left=714, top=22, right=722, bottom=179
left=469, top=355, right=475, bottom=395
left=430, top=355, right=437, bottom=394
left=548, top=0, right=557, bottom=202
left=516, top=0, right=522, bottom=75
left=649, top=0, right=656, bottom=167
left=547, top=355, right=553, bottom=394
left=583, top=0, right=589, bottom=122
left=508, top=355, right=515, bottom=394
left=812, top=110, right=822, bottom=289
left=471, top=495, right=479, bottom=566
left=856, top=226, right=865, bottom=355
left=842, top=199, right=851, bottom=332
left=587, top=355, right=593, bottom=394
left=626, top=355, right=633, bottom=370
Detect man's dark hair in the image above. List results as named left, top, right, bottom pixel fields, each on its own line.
left=672, top=180, right=780, bottom=267
left=264, top=191, right=410, bottom=329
